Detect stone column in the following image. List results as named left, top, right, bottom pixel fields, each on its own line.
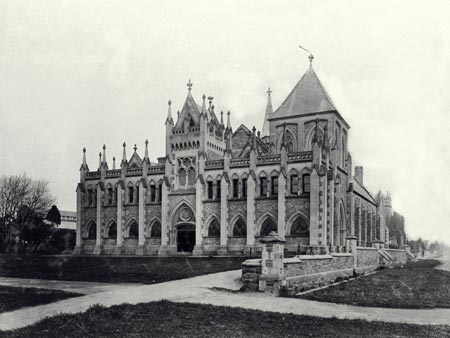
left=346, top=235, right=358, bottom=269
left=114, top=184, right=123, bottom=255
left=258, top=232, right=286, bottom=296
left=246, top=174, right=256, bottom=254
left=309, top=168, right=320, bottom=246
left=321, top=175, right=328, bottom=251
left=193, top=178, right=204, bottom=255
left=93, top=185, right=102, bottom=255
left=218, top=177, right=228, bottom=256
left=277, top=174, right=286, bottom=239
left=74, top=185, right=83, bottom=255
left=158, top=179, right=170, bottom=256
left=136, top=183, right=145, bottom=255
left=329, top=178, right=335, bottom=248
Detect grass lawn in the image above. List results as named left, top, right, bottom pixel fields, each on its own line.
left=298, top=259, right=450, bottom=309
left=1, top=300, right=449, bottom=338
left=0, top=255, right=246, bottom=284
left=0, top=285, right=80, bottom=313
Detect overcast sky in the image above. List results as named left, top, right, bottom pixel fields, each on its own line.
left=1, top=0, right=449, bottom=243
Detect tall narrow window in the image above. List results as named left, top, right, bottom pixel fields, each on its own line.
left=207, top=181, right=214, bottom=200
left=158, top=183, right=163, bottom=202
left=128, top=186, right=134, bottom=204
left=232, top=179, right=239, bottom=198
left=242, top=178, right=247, bottom=198
left=88, top=189, right=93, bottom=206
left=150, top=185, right=156, bottom=202
left=302, top=174, right=311, bottom=193
left=107, top=188, right=114, bottom=205
left=216, top=180, right=221, bottom=200
left=135, top=186, right=139, bottom=203
left=271, top=176, right=278, bottom=196
left=179, top=168, right=187, bottom=186
left=188, top=167, right=196, bottom=186
left=260, top=177, right=268, bottom=196
left=290, top=174, right=299, bottom=195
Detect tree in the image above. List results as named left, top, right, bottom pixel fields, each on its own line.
left=0, top=174, right=55, bottom=251
left=46, top=205, right=61, bottom=226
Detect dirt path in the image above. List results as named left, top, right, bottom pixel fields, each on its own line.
left=1, top=269, right=450, bottom=330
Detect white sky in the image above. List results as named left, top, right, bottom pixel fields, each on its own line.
left=1, top=0, right=449, bottom=243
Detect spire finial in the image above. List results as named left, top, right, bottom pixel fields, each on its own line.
left=82, top=147, right=87, bottom=165
left=208, top=96, right=214, bottom=108
left=251, top=126, right=257, bottom=150
left=134, top=144, right=137, bottom=153
left=187, top=79, right=193, bottom=91
left=112, top=156, right=116, bottom=170
left=165, top=100, right=173, bottom=125
left=98, top=152, right=102, bottom=169
left=144, top=139, right=149, bottom=159
left=220, top=111, right=224, bottom=126
left=299, top=45, right=314, bottom=68
left=102, top=144, right=106, bottom=163
left=122, top=142, right=127, bottom=162
left=266, top=87, right=272, bottom=96
left=226, top=110, right=231, bottom=130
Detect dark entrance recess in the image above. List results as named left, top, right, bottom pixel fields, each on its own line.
left=177, top=223, right=196, bottom=252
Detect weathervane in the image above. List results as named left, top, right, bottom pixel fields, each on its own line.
left=299, top=45, right=314, bottom=66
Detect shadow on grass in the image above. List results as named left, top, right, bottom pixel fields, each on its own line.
left=0, top=285, right=80, bottom=313
left=0, top=255, right=247, bottom=284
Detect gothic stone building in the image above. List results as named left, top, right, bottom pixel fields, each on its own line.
left=75, top=58, right=390, bottom=256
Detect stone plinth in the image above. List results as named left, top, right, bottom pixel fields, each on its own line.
left=258, top=231, right=286, bottom=295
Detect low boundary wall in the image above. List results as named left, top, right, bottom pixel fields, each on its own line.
left=242, top=233, right=410, bottom=295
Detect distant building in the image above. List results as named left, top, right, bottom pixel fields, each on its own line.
left=58, top=211, right=77, bottom=230
left=75, top=56, right=403, bottom=256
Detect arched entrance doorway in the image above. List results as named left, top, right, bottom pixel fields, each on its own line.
left=176, top=223, right=195, bottom=252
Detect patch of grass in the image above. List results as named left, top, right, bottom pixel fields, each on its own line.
left=0, top=285, right=80, bottom=313
left=0, top=255, right=246, bottom=284
left=298, top=259, right=450, bottom=309
left=1, top=300, right=449, bottom=338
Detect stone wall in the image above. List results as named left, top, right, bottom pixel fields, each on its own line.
left=242, top=259, right=262, bottom=291
left=355, top=247, right=379, bottom=274
left=385, top=248, right=408, bottom=266
left=283, top=254, right=354, bottom=294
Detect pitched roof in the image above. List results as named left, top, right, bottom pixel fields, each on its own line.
left=231, top=124, right=270, bottom=158
left=270, top=66, right=337, bottom=119
left=174, top=92, right=201, bottom=129
left=353, top=179, right=377, bottom=205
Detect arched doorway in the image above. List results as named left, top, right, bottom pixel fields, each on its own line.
left=176, top=223, right=195, bottom=252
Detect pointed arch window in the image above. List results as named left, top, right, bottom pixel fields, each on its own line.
left=127, top=221, right=139, bottom=239
left=290, top=217, right=309, bottom=237
left=150, top=222, right=161, bottom=238
left=87, top=221, right=96, bottom=240
left=271, top=176, right=279, bottom=196
left=260, top=218, right=277, bottom=237
left=208, top=219, right=220, bottom=238
left=107, top=221, right=117, bottom=239
left=232, top=219, right=247, bottom=237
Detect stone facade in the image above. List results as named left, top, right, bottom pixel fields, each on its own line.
left=75, top=58, right=400, bottom=257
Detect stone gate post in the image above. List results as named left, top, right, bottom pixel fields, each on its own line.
left=258, top=231, right=286, bottom=296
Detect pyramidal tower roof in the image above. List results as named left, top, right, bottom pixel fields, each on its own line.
left=261, top=87, right=273, bottom=137
left=270, top=63, right=337, bottom=119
